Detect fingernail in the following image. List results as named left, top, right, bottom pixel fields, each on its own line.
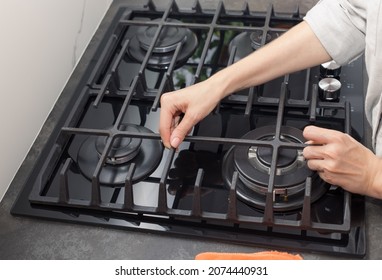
left=170, top=137, right=180, bottom=148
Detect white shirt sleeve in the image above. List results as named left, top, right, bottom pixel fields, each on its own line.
left=303, top=0, right=367, bottom=65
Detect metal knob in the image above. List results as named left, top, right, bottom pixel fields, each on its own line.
left=318, top=78, right=341, bottom=101
left=320, top=61, right=341, bottom=78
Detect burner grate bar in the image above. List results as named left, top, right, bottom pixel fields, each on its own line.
left=244, top=87, right=255, bottom=116
left=60, top=126, right=308, bottom=149
left=113, top=74, right=138, bottom=128
left=345, top=101, right=351, bottom=134
left=300, top=177, right=312, bottom=228
left=151, top=42, right=182, bottom=111
left=145, top=0, right=156, bottom=11
left=119, top=19, right=289, bottom=33
left=87, top=34, right=118, bottom=87
left=226, top=171, right=239, bottom=221
left=92, top=38, right=132, bottom=106
left=61, top=127, right=112, bottom=136
left=303, top=68, right=311, bottom=101
left=343, top=191, right=351, bottom=228
left=157, top=180, right=168, bottom=213
left=309, top=84, right=318, bottom=122
left=119, top=19, right=209, bottom=30
left=191, top=169, right=204, bottom=217
left=157, top=148, right=176, bottom=213
left=192, top=1, right=223, bottom=84
left=123, top=163, right=136, bottom=211
left=90, top=176, right=101, bottom=207
left=91, top=135, right=117, bottom=206
left=59, top=158, right=71, bottom=203
left=259, top=4, right=274, bottom=47
left=93, top=73, right=112, bottom=107
left=184, top=135, right=307, bottom=148
left=262, top=81, right=289, bottom=225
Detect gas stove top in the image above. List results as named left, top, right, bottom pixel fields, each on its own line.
left=11, top=0, right=366, bottom=258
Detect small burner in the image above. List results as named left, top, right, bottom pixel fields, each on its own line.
left=77, top=124, right=163, bottom=186
left=229, top=31, right=281, bottom=61
left=222, top=125, right=329, bottom=211
left=127, top=19, right=198, bottom=70
left=95, top=125, right=142, bottom=165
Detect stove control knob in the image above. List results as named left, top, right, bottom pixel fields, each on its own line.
left=318, top=77, right=341, bottom=101
left=320, top=60, right=341, bottom=78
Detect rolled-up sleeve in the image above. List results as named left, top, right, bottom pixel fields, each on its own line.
left=303, top=0, right=366, bottom=65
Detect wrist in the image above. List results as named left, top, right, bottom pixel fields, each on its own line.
left=207, top=70, right=233, bottom=100
left=366, top=155, right=382, bottom=199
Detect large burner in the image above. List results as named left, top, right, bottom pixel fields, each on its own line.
left=222, top=125, right=329, bottom=211
left=127, top=19, right=198, bottom=70
left=77, top=124, right=163, bottom=186
left=229, top=31, right=281, bottom=61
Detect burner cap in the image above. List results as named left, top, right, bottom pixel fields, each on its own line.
left=77, top=124, right=163, bottom=186
left=222, top=125, right=329, bottom=211
left=95, top=125, right=142, bottom=165
left=253, top=136, right=297, bottom=168
left=127, top=19, right=198, bottom=70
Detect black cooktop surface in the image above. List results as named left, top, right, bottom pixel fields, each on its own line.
left=11, top=0, right=366, bottom=258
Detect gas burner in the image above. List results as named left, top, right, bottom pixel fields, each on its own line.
left=95, top=124, right=142, bottom=165
left=222, top=125, right=329, bottom=211
left=77, top=124, right=163, bottom=186
left=229, top=30, right=281, bottom=61
left=127, top=19, right=198, bottom=70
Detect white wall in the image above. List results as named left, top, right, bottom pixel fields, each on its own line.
left=0, top=0, right=112, bottom=201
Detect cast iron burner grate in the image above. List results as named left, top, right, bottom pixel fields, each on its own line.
left=11, top=0, right=366, bottom=258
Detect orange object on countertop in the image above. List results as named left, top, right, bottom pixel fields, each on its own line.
left=195, top=251, right=303, bottom=260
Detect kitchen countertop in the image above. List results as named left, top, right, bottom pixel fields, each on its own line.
left=1, top=0, right=382, bottom=260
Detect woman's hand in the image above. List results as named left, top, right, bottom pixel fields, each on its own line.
left=303, top=125, right=382, bottom=198
left=159, top=79, right=223, bottom=149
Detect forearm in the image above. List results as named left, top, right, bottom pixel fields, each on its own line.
left=209, top=21, right=332, bottom=98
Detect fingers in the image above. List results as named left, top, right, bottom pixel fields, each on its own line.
left=303, top=125, right=344, bottom=159
left=303, top=125, right=334, bottom=144
left=158, top=101, right=177, bottom=149
left=159, top=82, right=219, bottom=149
left=303, top=142, right=326, bottom=171
left=169, top=113, right=195, bottom=148
left=303, top=126, right=334, bottom=171
left=303, top=126, right=326, bottom=161
left=303, top=125, right=347, bottom=184
left=159, top=92, right=198, bottom=149
left=305, top=158, right=324, bottom=172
